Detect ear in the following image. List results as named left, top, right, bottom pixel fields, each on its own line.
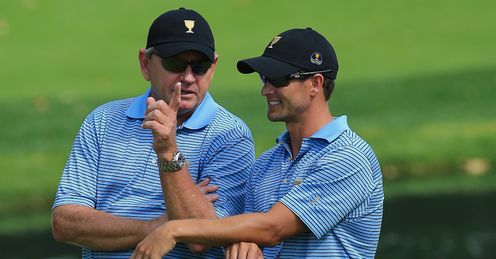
left=208, top=53, right=220, bottom=78
left=309, top=74, right=324, bottom=97
left=138, top=48, right=150, bottom=81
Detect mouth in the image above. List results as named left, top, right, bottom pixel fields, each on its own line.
left=268, top=99, right=281, bottom=106
left=180, top=89, right=196, bottom=97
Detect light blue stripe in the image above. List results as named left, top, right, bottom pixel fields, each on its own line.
left=53, top=93, right=255, bottom=258
left=248, top=116, right=383, bottom=258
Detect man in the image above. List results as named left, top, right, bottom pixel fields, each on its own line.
left=51, top=8, right=255, bottom=258
left=131, top=27, right=384, bottom=259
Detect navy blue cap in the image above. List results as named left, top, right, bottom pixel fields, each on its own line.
left=237, top=28, right=338, bottom=79
left=146, top=8, right=215, bottom=62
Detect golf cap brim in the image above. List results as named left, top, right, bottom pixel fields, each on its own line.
left=153, top=42, right=215, bottom=62
left=237, top=56, right=300, bottom=78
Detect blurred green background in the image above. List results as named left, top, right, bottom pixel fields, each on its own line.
left=1, top=0, right=495, bottom=258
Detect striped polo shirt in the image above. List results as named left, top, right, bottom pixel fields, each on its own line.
left=245, top=116, right=383, bottom=258
left=53, top=88, right=255, bottom=258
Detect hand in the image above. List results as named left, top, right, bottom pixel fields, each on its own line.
left=131, top=224, right=176, bottom=259
left=197, top=178, right=220, bottom=203
left=225, top=242, right=263, bottom=259
left=142, top=83, right=181, bottom=159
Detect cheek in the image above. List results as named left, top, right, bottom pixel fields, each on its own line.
left=196, top=77, right=211, bottom=93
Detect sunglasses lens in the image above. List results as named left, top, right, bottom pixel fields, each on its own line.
left=161, top=57, right=212, bottom=75
left=260, top=75, right=290, bottom=87
left=190, top=60, right=212, bottom=75
left=272, top=77, right=291, bottom=88
left=161, top=57, right=187, bottom=73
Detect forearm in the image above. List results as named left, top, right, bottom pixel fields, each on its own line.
left=52, top=204, right=166, bottom=251
left=160, top=166, right=217, bottom=220
left=170, top=214, right=276, bottom=247
left=168, top=202, right=307, bottom=247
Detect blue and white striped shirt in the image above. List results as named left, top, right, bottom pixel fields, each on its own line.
left=245, top=116, right=383, bottom=258
left=53, top=88, right=255, bottom=258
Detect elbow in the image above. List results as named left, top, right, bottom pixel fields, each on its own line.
left=188, top=244, right=210, bottom=254
left=52, top=217, right=65, bottom=242
left=51, top=210, right=71, bottom=243
left=254, top=224, right=286, bottom=247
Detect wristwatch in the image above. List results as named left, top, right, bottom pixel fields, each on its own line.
left=157, top=151, right=186, bottom=173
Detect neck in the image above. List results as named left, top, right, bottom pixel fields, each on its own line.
left=286, top=105, right=333, bottom=159
left=176, top=110, right=193, bottom=126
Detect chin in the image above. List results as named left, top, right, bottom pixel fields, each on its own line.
left=267, top=114, right=284, bottom=122
left=179, top=101, right=196, bottom=110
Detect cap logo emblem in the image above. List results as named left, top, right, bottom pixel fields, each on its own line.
left=268, top=36, right=281, bottom=48
left=310, top=52, right=323, bottom=65
left=184, top=20, right=195, bottom=33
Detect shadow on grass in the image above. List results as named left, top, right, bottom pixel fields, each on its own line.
left=377, top=190, right=496, bottom=259
left=1, top=191, right=495, bottom=258
left=0, top=231, right=79, bottom=259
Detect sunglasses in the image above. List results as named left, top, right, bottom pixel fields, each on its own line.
left=160, top=56, right=213, bottom=75
left=260, top=69, right=333, bottom=88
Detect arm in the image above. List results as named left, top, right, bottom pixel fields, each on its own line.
left=131, top=202, right=307, bottom=258
left=143, top=85, right=216, bottom=219
left=52, top=204, right=166, bottom=251
left=52, top=179, right=218, bottom=251
left=142, top=86, right=219, bottom=253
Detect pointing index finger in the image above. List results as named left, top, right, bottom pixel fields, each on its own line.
left=169, top=82, right=182, bottom=111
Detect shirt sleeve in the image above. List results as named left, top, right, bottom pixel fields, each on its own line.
left=52, top=112, right=100, bottom=210
left=243, top=160, right=260, bottom=214
left=199, top=128, right=255, bottom=218
left=279, top=145, right=376, bottom=239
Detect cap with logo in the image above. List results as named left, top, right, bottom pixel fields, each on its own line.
left=237, top=28, right=338, bottom=79
left=146, top=7, right=215, bottom=62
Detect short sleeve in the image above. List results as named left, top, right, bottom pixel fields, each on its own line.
left=279, top=146, right=376, bottom=239
left=52, top=112, right=100, bottom=210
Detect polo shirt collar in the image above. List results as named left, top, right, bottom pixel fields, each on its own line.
left=276, top=115, right=350, bottom=144
left=126, top=87, right=219, bottom=130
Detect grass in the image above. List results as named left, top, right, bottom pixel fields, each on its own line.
left=0, top=0, right=495, bottom=231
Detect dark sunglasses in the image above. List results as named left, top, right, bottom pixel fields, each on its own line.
left=260, top=69, right=332, bottom=88
left=160, top=56, right=213, bottom=75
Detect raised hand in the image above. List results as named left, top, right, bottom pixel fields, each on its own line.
left=142, top=83, right=182, bottom=160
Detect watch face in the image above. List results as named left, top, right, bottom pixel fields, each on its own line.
left=157, top=151, right=186, bottom=173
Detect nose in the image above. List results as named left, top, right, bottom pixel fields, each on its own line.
left=181, top=65, right=196, bottom=83
left=261, top=82, right=275, bottom=96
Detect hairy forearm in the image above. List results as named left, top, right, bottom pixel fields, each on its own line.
left=159, top=167, right=218, bottom=253
left=160, top=167, right=217, bottom=220
left=164, top=202, right=307, bottom=248
left=52, top=205, right=166, bottom=251
left=169, top=212, right=284, bottom=247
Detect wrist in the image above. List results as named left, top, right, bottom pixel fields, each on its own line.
left=157, top=150, right=186, bottom=173
left=163, top=221, right=179, bottom=245
left=157, top=145, right=178, bottom=162
left=157, top=151, right=176, bottom=162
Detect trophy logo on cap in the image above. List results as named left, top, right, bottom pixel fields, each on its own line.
left=184, top=20, right=195, bottom=33
left=268, top=36, right=281, bottom=49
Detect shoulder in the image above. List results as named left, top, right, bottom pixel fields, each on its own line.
left=208, top=105, right=253, bottom=140
left=314, top=129, right=378, bottom=177
left=82, top=97, right=134, bottom=129
left=90, top=97, right=134, bottom=118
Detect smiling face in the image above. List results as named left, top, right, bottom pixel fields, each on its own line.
left=139, top=49, right=218, bottom=122
left=261, top=77, right=312, bottom=123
